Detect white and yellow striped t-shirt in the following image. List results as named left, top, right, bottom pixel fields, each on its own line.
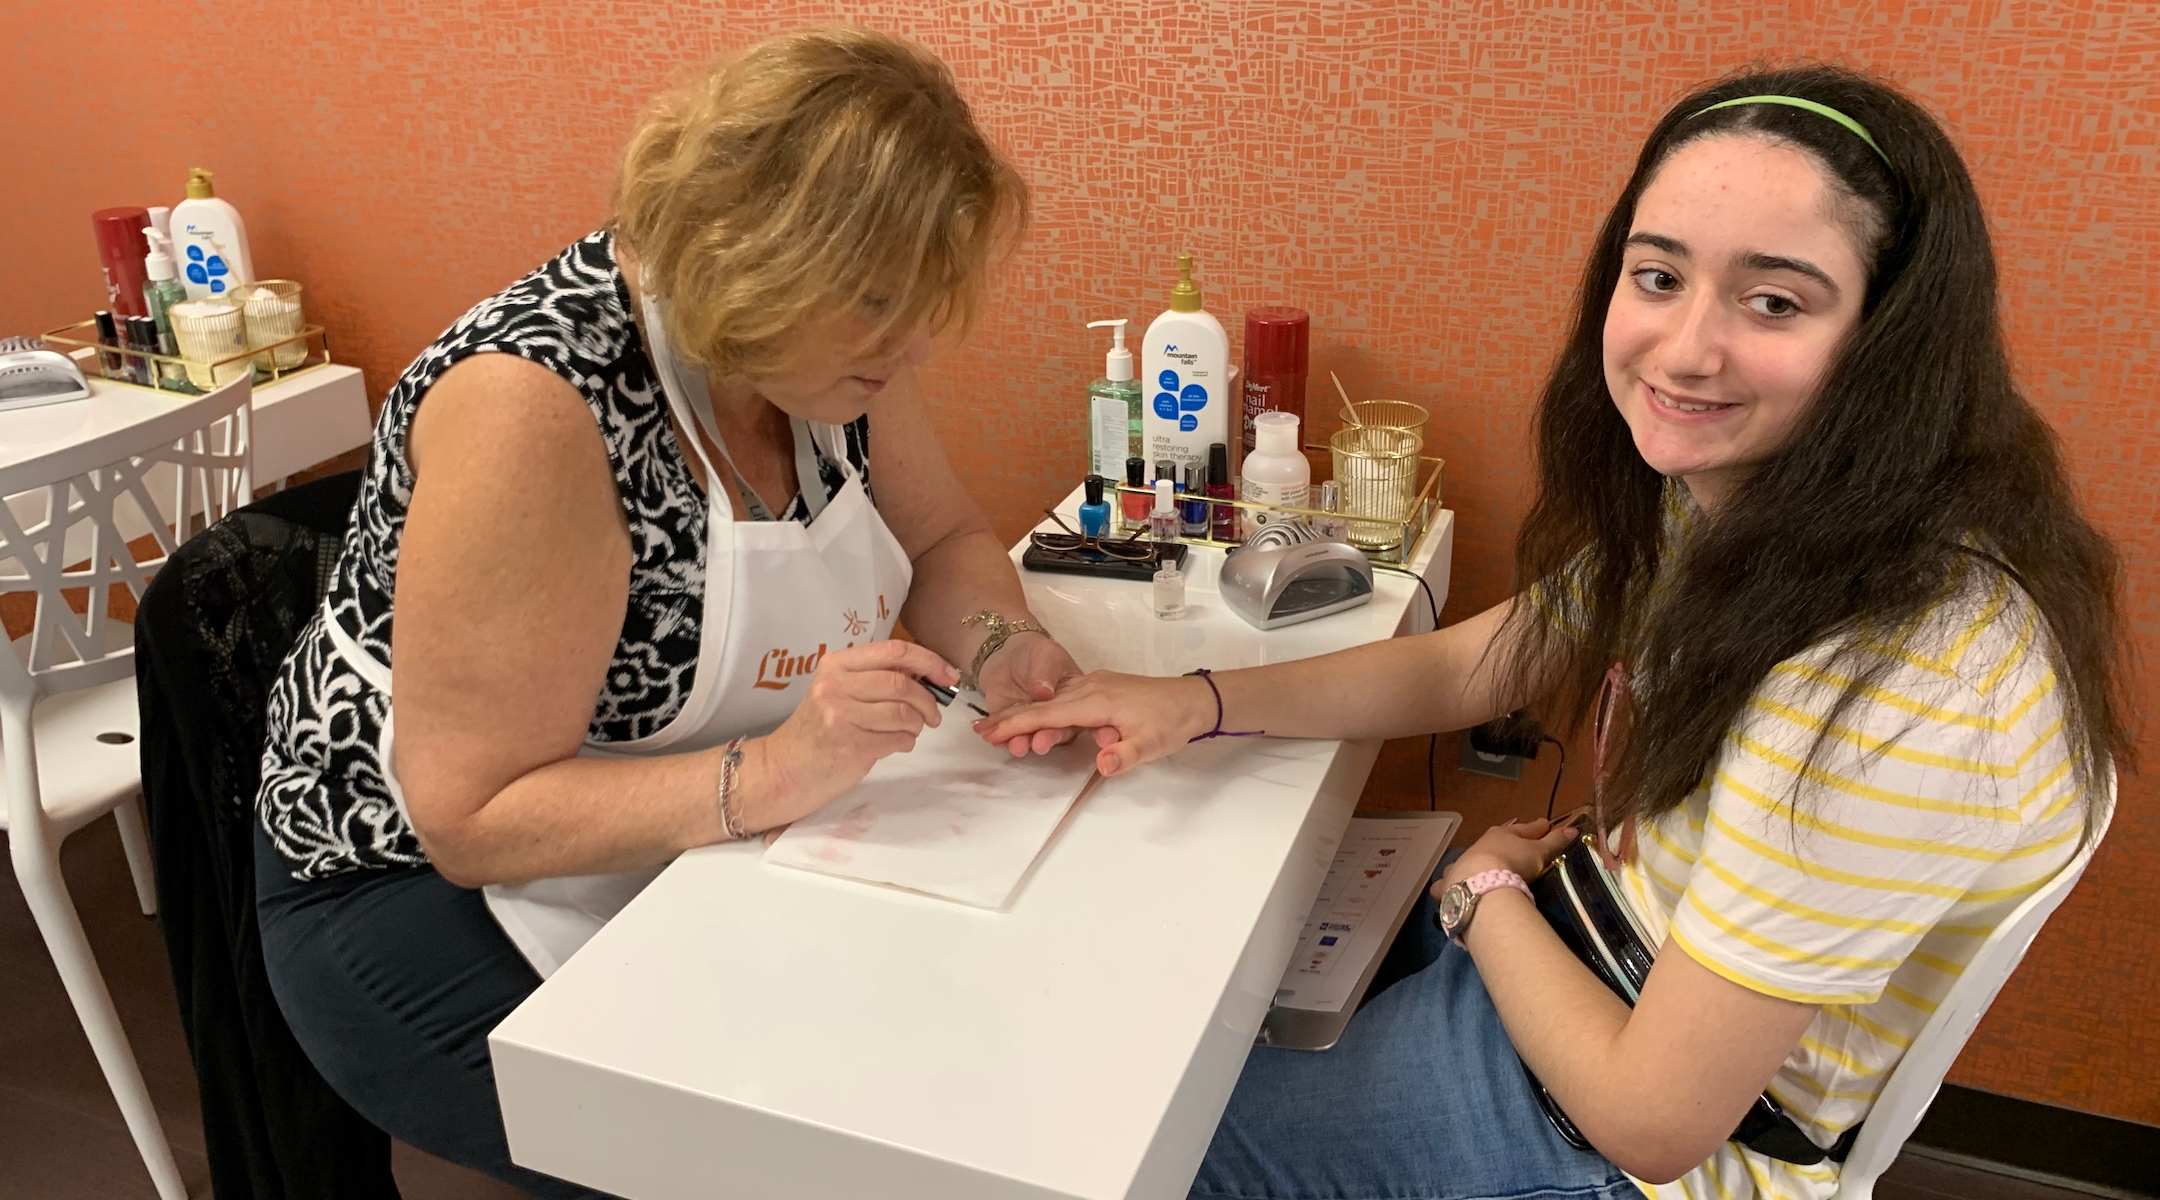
left=1620, top=560, right=2085, bottom=1200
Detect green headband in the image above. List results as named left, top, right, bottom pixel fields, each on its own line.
left=1690, top=95, right=1889, bottom=164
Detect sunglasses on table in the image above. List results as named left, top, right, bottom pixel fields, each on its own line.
left=1028, top=509, right=1159, bottom=563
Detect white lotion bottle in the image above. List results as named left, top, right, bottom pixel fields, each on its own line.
left=1140, top=253, right=1230, bottom=487
left=1239, top=410, right=1311, bottom=537
left=171, top=167, right=255, bottom=299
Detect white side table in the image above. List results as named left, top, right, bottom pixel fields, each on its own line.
left=250, top=363, right=373, bottom=483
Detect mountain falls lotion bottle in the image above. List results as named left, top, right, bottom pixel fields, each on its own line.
left=1140, top=253, right=1230, bottom=485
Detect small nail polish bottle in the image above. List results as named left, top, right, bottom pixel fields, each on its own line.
left=1153, top=558, right=1185, bottom=619
left=1079, top=474, right=1110, bottom=538
left=1180, top=462, right=1208, bottom=538
left=1121, top=456, right=1151, bottom=532
left=1206, top=442, right=1237, bottom=542
left=1150, top=478, right=1181, bottom=544
left=1314, top=479, right=1349, bottom=542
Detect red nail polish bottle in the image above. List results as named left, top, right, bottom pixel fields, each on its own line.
left=1121, top=456, right=1152, bottom=532
left=1206, top=442, right=1237, bottom=542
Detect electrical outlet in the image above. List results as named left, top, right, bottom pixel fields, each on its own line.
left=1458, top=732, right=1525, bottom=781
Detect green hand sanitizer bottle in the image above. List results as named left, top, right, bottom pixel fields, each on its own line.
left=141, top=229, right=195, bottom=391
left=1085, top=318, right=1142, bottom=480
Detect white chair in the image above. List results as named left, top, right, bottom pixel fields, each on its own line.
left=1, top=374, right=253, bottom=1200
left=1832, top=767, right=2118, bottom=1198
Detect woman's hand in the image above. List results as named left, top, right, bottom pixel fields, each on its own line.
left=975, top=670, right=1216, bottom=777
left=738, top=640, right=958, bottom=832
left=1434, top=816, right=1579, bottom=896
left=974, top=632, right=1086, bottom=756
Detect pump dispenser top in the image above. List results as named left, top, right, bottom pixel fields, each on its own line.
left=143, top=230, right=177, bottom=282
left=1086, top=318, right=1133, bottom=381
left=1166, top=253, right=1203, bottom=313
left=186, top=168, right=217, bottom=199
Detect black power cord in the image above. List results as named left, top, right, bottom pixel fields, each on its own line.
left=1377, top=564, right=1444, bottom=810
left=1380, top=567, right=1571, bottom=819
left=1541, top=734, right=1567, bottom=820
left=1427, top=724, right=1439, bottom=811
left=1466, top=711, right=1569, bottom=820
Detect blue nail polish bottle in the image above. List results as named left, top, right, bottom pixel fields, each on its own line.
left=1079, top=474, right=1110, bottom=538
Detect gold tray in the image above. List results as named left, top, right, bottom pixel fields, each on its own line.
left=1111, top=453, right=1444, bottom=567
left=41, top=318, right=333, bottom=395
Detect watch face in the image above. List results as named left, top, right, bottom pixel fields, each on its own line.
left=1437, top=883, right=1472, bottom=934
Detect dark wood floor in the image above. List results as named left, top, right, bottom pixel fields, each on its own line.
left=0, top=818, right=2113, bottom=1200
left=1880, top=1150, right=2130, bottom=1200
left=1, top=816, right=524, bottom=1200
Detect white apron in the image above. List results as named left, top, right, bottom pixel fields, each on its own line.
left=320, top=288, right=912, bottom=978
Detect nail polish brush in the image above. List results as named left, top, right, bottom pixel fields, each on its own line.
left=918, top=676, right=989, bottom=717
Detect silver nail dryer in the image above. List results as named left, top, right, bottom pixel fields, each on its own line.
left=1219, top=541, right=1374, bottom=630
left=0, top=349, right=90, bottom=412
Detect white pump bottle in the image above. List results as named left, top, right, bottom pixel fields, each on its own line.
left=1140, top=253, right=1230, bottom=485
left=1085, top=318, right=1141, bottom=479
left=171, top=167, right=255, bottom=299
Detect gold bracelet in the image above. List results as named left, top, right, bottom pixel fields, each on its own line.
left=959, top=610, right=1047, bottom=692
left=716, top=736, right=750, bottom=841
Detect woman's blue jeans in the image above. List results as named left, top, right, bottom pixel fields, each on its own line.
left=255, top=830, right=615, bottom=1199
left=1193, top=873, right=1641, bottom=1200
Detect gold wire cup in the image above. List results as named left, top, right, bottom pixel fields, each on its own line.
left=168, top=296, right=250, bottom=390
left=1345, top=399, right=1429, bottom=440
left=1331, top=425, right=1424, bottom=550
left=235, top=280, right=307, bottom=370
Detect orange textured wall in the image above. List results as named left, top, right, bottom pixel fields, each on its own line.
left=6, top=2, right=2154, bottom=1125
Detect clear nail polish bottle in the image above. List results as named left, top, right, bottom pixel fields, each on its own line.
left=1153, top=559, right=1185, bottom=619
left=1149, top=478, right=1181, bottom=544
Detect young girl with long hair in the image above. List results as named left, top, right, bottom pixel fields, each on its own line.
left=979, top=64, right=2130, bottom=1200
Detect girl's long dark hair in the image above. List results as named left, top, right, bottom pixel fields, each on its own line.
left=1501, top=65, right=2132, bottom=838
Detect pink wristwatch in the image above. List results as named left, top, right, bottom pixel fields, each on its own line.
left=1435, top=869, right=1533, bottom=946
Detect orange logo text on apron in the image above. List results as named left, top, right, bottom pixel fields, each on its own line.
left=754, top=643, right=830, bottom=690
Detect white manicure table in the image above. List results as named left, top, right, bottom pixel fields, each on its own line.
left=490, top=492, right=1456, bottom=1200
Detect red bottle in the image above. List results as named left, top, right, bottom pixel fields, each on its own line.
left=1241, top=306, right=1310, bottom=456
left=93, top=207, right=152, bottom=318
left=1121, top=456, right=1152, bottom=532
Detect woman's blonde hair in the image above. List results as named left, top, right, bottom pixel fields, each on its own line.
left=615, top=27, right=1028, bottom=379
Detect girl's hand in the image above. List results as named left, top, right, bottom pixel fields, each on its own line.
left=974, top=670, right=1216, bottom=777
left=1434, top=817, right=1579, bottom=896
left=973, top=632, right=1085, bottom=757
left=740, top=640, right=957, bottom=831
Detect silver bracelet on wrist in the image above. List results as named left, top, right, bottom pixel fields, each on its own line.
left=716, top=736, right=750, bottom=841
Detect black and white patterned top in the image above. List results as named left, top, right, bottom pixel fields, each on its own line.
left=256, top=230, right=870, bottom=882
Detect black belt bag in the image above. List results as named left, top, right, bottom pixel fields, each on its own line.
left=1522, top=817, right=1860, bottom=1167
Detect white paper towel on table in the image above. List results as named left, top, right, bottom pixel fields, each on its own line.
left=763, top=708, right=1098, bottom=909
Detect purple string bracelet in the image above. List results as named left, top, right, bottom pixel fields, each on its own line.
left=1186, top=668, right=1265, bottom=742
